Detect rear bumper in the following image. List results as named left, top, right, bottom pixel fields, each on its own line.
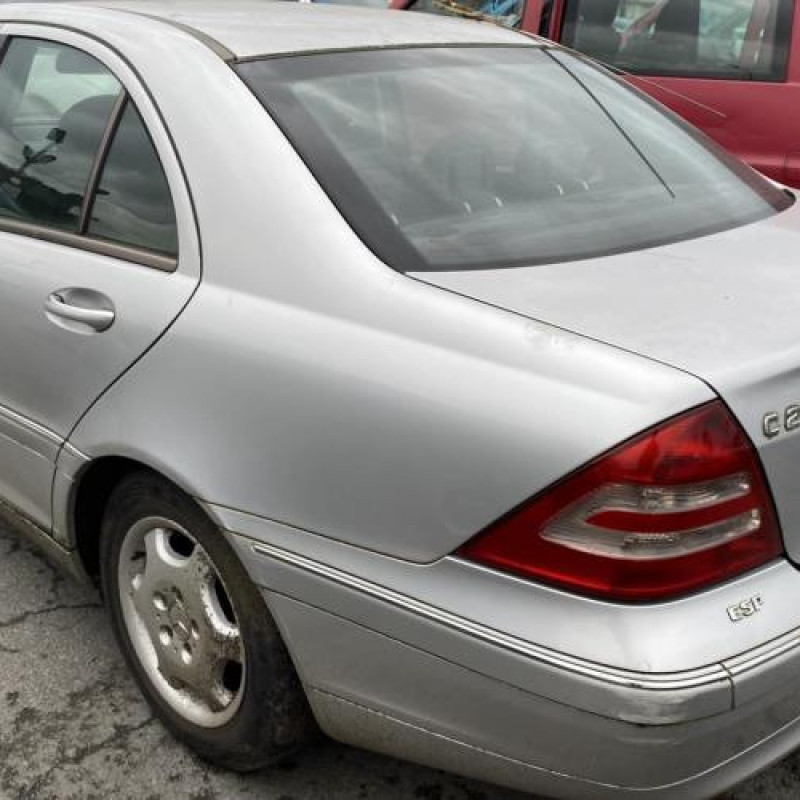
left=217, top=508, right=800, bottom=798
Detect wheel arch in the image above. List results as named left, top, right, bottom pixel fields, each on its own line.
left=68, top=454, right=222, bottom=582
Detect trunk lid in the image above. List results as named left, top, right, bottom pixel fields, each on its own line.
left=413, top=203, right=800, bottom=562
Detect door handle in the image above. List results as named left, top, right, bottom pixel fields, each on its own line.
left=45, top=290, right=116, bottom=333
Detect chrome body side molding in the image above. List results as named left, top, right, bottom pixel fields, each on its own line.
left=251, top=541, right=726, bottom=694
left=0, top=401, right=63, bottom=454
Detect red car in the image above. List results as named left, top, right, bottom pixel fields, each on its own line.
left=390, top=0, right=800, bottom=186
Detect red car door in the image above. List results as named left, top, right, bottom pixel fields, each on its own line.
left=538, top=0, right=800, bottom=186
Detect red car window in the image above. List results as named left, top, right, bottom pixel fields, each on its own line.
left=560, top=0, right=792, bottom=81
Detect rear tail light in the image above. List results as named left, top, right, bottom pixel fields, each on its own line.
left=458, top=401, right=782, bottom=602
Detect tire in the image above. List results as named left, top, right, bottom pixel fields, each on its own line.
left=100, top=470, right=316, bottom=771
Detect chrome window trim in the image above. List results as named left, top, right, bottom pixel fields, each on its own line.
left=0, top=216, right=177, bottom=271
left=251, top=541, right=730, bottom=692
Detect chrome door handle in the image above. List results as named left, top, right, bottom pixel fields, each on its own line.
left=45, top=291, right=116, bottom=332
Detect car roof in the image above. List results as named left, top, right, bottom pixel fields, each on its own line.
left=0, top=0, right=533, bottom=60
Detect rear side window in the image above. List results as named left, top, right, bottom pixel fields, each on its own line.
left=0, top=38, right=121, bottom=231
left=87, top=100, right=178, bottom=257
left=561, top=0, right=793, bottom=81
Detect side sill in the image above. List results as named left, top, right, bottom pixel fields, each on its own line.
left=0, top=498, right=91, bottom=585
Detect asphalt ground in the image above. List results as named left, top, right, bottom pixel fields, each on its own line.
left=0, top=521, right=795, bottom=800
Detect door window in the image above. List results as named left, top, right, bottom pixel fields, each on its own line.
left=87, top=100, right=178, bottom=256
left=561, top=0, right=793, bottom=81
left=0, top=38, right=121, bottom=231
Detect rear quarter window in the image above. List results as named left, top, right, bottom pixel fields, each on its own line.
left=86, top=99, right=177, bottom=257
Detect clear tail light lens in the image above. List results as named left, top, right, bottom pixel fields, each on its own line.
left=458, top=401, right=783, bottom=602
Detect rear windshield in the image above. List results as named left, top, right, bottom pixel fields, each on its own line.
left=236, top=46, right=792, bottom=273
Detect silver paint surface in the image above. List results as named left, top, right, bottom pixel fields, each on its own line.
left=0, top=4, right=797, bottom=798
left=414, top=200, right=800, bottom=561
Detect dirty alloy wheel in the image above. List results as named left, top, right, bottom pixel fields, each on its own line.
left=100, top=471, right=316, bottom=770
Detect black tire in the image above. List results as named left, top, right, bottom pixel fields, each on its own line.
left=100, top=470, right=316, bottom=771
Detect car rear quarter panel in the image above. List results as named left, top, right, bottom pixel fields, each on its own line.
left=61, top=41, right=712, bottom=561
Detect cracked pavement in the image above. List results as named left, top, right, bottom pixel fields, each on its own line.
left=0, top=522, right=797, bottom=800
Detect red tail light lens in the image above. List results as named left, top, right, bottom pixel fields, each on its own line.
left=458, top=401, right=782, bottom=602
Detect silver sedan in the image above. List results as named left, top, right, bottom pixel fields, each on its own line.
left=1, top=1, right=799, bottom=798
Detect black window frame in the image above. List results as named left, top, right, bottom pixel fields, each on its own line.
left=559, top=0, right=795, bottom=83
left=0, top=34, right=178, bottom=272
